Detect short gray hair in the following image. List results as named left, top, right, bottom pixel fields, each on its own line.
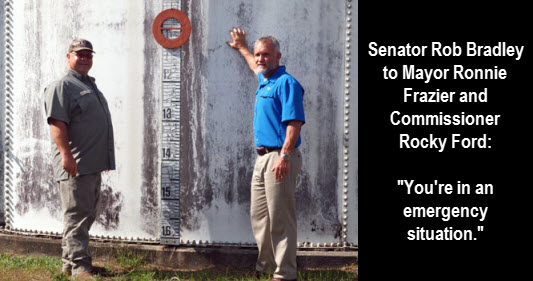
left=256, top=36, right=280, bottom=53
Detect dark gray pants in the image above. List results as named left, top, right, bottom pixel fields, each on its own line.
left=59, top=173, right=101, bottom=275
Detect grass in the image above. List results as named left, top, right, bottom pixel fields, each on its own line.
left=0, top=253, right=62, bottom=270
left=113, top=248, right=147, bottom=271
left=0, top=253, right=62, bottom=281
left=0, top=252, right=358, bottom=281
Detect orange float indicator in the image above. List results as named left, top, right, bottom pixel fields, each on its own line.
left=152, top=9, right=191, bottom=48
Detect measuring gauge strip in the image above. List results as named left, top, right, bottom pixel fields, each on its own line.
left=160, top=0, right=182, bottom=245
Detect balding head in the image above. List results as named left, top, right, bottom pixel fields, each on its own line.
left=256, top=36, right=280, bottom=54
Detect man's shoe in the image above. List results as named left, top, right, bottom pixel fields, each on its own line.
left=72, top=271, right=96, bottom=281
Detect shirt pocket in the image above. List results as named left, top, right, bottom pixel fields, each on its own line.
left=258, top=86, right=275, bottom=98
left=74, top=90, right=96, bottom=117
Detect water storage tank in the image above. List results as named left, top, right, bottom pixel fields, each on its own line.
left=1, top=0, right=357, bottom=248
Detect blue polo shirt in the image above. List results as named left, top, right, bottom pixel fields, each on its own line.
left=254, top=66, right=305, bottom=148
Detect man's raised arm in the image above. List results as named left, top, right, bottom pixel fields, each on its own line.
left=226, top=27, right=258, bottom=75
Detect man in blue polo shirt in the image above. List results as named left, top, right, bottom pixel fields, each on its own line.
left=227, top=27, right=305, bottom=281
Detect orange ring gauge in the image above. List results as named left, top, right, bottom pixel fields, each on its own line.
left=152, top=9, right=191, bottom=48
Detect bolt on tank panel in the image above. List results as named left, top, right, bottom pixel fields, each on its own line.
left=2, top=0, right=163, bottom=239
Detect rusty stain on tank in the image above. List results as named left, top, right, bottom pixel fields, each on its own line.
left=221, top=158, right=235, bottom=204
left=236, top=2, right=252, bottom=28
left=180, top=0, right=213, bottom=232
left=96, top=183, right=123, bottom=230
left=15, top=6, right=55, bottom=217
left=237, top=147, right=254, bottom=205
left=297, top=145, right=341, bottom=238
left=15, top=155, right=60, bottom=217
left=138, top=1, right=161, bottom=237
left=13, top=146, right=125, bottom=230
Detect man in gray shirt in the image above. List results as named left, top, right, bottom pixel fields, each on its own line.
left=44, top=39, right=115, bottom=280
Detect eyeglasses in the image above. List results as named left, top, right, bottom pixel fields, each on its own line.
left=72, top=52, right=93, bottom=59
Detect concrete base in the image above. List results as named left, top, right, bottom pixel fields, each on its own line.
left=0, top=232, right=357, bottom=269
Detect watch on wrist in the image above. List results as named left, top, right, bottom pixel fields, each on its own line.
left=280, top=153, right=290, bottom=161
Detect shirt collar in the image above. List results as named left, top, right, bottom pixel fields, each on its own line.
left=66, top=68, right=91, bottom=81
left=259, top=65, right=286, bottom=86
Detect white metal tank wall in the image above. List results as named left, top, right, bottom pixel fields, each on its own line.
left=2, top=0, right=358, bottom=246
left=178, top=0, right=356, bottom=245
left=3, top=0, right=163, bottom=239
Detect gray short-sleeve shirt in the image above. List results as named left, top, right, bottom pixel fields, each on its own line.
left=44, top=69, right=115, bottom=181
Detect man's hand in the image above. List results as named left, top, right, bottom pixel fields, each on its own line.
left=227, top=27, right=256, bottom=74
left=226, top=27, right=247, bottom=50
left=271, top=156, right=290, bottom=181
left=63, top=154, right=78, bottom=175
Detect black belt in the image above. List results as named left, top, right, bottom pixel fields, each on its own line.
left=256, top=147, right=281, bottom=156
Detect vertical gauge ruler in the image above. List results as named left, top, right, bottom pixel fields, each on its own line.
left=160, top=0, right=182, bottom=245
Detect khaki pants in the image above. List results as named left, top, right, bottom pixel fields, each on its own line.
left=251, top=148, right=302, bottom=280
left=59, top=173, right=101, bottom=275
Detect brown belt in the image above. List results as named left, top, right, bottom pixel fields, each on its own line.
left=256, top=147, right=281, bottom=156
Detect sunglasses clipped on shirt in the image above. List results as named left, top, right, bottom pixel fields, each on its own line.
left=72, top=52, right=93, bottom=59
